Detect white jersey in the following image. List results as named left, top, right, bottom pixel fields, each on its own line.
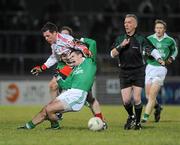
left=44, top=33, right=74, bottom=68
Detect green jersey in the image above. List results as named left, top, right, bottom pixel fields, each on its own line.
left=57, top=58, right=96, bottom=92
left=147, top=33, right=178, bottom=66
left=57, top=38, right=97, bottom=90
left=56, top=37, right=97, bottom=70
left=82, top=38, right=97, bottom=63
left=56, top=61, right=66, bottom=69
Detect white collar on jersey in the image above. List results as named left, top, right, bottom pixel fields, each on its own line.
left=153, top=33, right=168, bottom=41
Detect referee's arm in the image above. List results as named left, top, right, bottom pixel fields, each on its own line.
left=110, top=48, right=119, bottom=58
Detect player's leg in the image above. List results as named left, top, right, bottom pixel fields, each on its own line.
left=133, top=86, right=143, bottom=130
left=48, top=76, right=65, bottom=125
left=153, top=83, right=163, bottom=122
left=17, top=100, right=54, bottom=129
left=47, top=77, right=63, bottom=128
left=86, top=92, right=107, bottom=129
left=47, top=89, right=87, bottom=129
left=154, top=100, right=163, bottom=122
left=143, top=82, right=161, bottom=122
left=121, top=87, right=136, bottom=130
left=120, top=70, right=135, bottom=130
left=142, top=65, right=167, bottom=123
left=46, top=99, right=66, bottom=121
left=48, top=64, right=73, bottom=128
left=48, top=77, right=59, bottom=99
left=18, top=99, right=65, bottom=130
left=18, top=89, right=87, bottom=130
left=86, top=92, right=103, bottom=119
left=130, top=67, right=144, bottom=130
left=141, top=82, right=151, bottom=122
left=142, top=64, right=153, bottom=122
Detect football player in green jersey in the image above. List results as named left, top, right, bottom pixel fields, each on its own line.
left=142, top=19, right=178, bottom=123
left=55, top=37, right=107, bottom=129
left=18, top=49, right=97, bottom=130
left=44, top=26, right=106, bottom=129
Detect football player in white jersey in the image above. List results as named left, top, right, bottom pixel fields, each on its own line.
left=31, top=22, right=74, bottom=76
left=30, top=23, right=107, bottom=129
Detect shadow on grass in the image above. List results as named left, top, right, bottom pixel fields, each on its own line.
left=142, top=125, right=155, bottom=129
left=59, top=126, right=88, bottom=131
left=148, top=120, right=180, bottom=123
left=157, top=120, right=180, bottom=123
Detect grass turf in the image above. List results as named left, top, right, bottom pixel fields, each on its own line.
left=0, top=105, right=180, bottom=145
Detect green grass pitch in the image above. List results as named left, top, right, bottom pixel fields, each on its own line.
left=0, top=105, right=180, bottom=145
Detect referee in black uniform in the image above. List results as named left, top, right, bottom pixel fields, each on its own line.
left=110, top=14, right=165, bottom=130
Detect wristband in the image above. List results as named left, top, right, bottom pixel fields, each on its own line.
left=41, top=64, right=47, bottom=70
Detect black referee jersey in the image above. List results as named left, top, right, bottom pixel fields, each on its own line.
left=112, top=33, right=154, bottom=69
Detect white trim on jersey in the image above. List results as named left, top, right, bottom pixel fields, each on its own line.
left=44, top=33, right=74, bottom=68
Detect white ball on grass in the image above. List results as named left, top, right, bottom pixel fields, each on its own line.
left=88, top=117, right=104, bottom=131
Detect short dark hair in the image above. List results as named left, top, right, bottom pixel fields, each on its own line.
left=125, top=14, right=138, bottom=24
left=41, top=22, right=58, bottom=33
left=70, top=49, right=83, bottom=56
left=155, top=19, right=167, bottom=29
left=60, top=26, right=73, bottom=35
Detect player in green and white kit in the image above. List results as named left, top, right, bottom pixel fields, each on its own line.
left=56, top=38, right=107, bottom=128
left=56, top=37, right=97, bottom=91
left=18, top=49, right=96, bottom=129
left=56, top=50, right=96, bottom=111
left=142, top=19, right=178, bottom=123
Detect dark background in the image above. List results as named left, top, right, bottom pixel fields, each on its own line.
left=0, top=0, right=180, bottom=76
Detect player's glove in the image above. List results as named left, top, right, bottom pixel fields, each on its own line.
left=31, top=64, right=47, bottom=76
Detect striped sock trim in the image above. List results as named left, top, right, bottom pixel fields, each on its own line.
left=26, top=121, right=35, bottom=129
left=143, top=113, right=150, bottom=120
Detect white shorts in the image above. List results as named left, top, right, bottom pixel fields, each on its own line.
left=56, top=88, right=87, bottom=112
left=145, top=64, right=167, bottom=86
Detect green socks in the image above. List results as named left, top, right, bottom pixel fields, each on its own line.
left=143, top=113, right=150, bottom=121
left=51, top=121, right=60, bottom=129
left=24, top=120, right=60, bottom=129
left=25, top=121, right=36, bottom=129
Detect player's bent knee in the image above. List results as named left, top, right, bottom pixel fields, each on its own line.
left=46, top=104, right=56, bottom=114
left=45, top=105, right=50, bottom=114
left=86, top=92, right=95, bottom=104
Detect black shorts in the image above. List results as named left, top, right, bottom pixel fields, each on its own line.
left=119, top=67, right=145, bottom=89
